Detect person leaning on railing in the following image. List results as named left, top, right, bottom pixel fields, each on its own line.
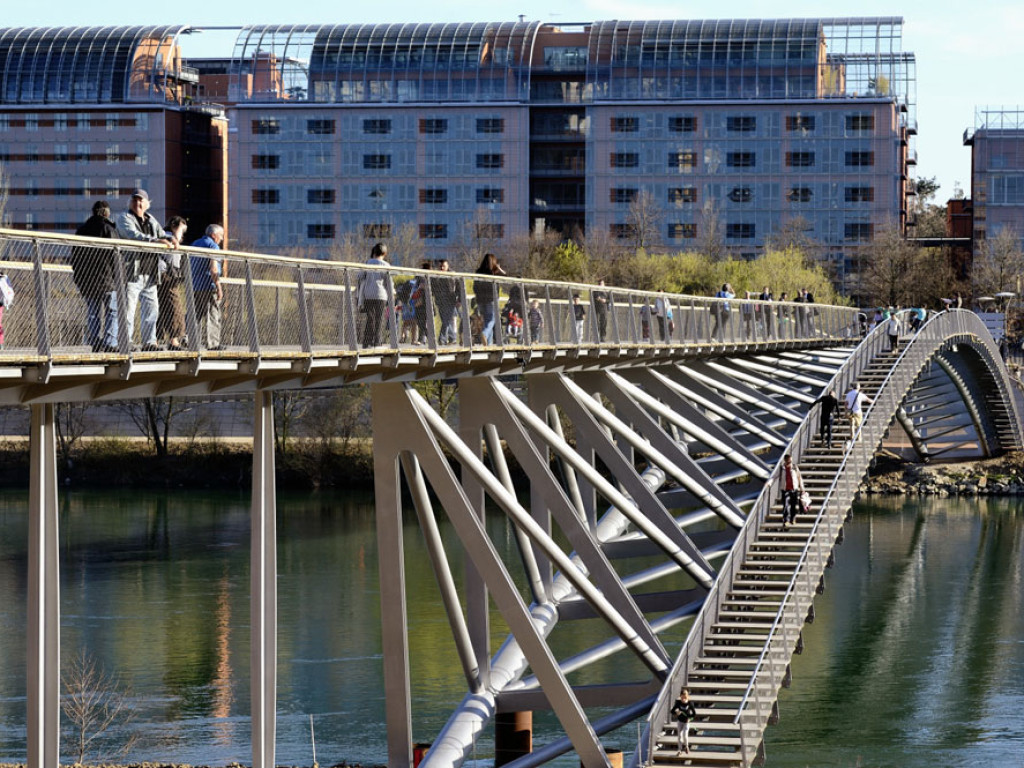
left=116, top=189, right=178, bottom=351
left=190, top=224, right=226, bottom=351
left=72, top=200, right=120, bottom=353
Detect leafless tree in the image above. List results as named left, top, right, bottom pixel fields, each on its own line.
left=697, top=200, right=727, bottom=262
left=55, top=402, right=92, bottom=467
left=119, top=397, right=187, bottom=457
left=626, top=189, right=663, bottom=251
left=974, top=226, right=1024, bottom=297
left=62, top=649, right=138, bottom=766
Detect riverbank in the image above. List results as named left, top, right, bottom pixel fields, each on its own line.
left=0, top=438, right=376, bottom=491
left=862, top=451, right=1024, bottom=496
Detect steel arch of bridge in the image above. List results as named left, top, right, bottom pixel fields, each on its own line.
left=369, top=310, right=1021, bottom=768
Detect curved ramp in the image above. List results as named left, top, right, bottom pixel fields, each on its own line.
left=640, top=310, right=1022, bottom=768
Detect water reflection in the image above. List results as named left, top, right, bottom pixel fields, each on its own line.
left=766, top=495, right=1024, bottom=767
left=0, top=491, right=1021, bottom=766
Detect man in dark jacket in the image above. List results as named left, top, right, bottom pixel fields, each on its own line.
left=73, top=200, right=120, bottom=352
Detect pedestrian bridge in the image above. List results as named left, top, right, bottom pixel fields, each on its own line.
left=1, top=229, right=1020, bottom=768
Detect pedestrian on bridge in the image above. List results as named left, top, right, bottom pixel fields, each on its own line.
left=72, top=200, right=119, bottom=352
left=812, top=387, right=840, bottom=449
left=159, top=216, right=188, bottom=351
left=670, top=687, right=697, bottom=755
left=190, top=224, right=226, bottom=351
left=358, top=242, right=391, bottom=348
left=845, top=383, right=871, bottom=440
left=116, top=189, right=178, bottom=351
left=887, top=311, right=902, bottom=354
left=780, top=454, right=805, bottom=529
left=473, top=252, right=506, bottom=345
left=431, top=259, right=459, bottom=345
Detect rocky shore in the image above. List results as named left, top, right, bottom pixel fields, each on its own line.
left=861, top=452, right=1024, bottom=497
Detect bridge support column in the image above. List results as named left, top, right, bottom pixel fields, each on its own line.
left=251, top=391, right=277, bottom=768
left=27, top=403, right=59, bottom=768
left=494, top=711, right=533, bottom=766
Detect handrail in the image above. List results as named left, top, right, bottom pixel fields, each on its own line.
left=0, top=228, right=861, bottom=363
left=640, top=312, right=891, bottom=764
left=725, top=309, right=1022, bottom=766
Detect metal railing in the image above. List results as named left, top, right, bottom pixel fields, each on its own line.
left=642, top=308, right=1024, bottom=766
left=0, top=229, right=862, bottom=365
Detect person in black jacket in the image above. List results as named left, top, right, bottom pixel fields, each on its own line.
left=670, top=687, right=697, bottom=755
left=72, top=200, right=120, bottom=352
left=812, top=387, right=840, bottom=449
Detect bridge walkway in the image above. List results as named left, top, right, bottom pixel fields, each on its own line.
left=646, top=341, right=994, bottom=767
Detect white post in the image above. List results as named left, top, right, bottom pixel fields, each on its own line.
left=251, top=391, right=277, bottom=768
left=27, top=403, right=59, bottom=768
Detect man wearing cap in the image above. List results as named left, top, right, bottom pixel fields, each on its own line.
left=116, top=189, right=176, bottom=351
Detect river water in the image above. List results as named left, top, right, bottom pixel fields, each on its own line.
left=0, top=490, right=1021, bottom=766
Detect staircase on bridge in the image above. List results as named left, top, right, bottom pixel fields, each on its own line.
left=649, top=345, right=922, bottom=767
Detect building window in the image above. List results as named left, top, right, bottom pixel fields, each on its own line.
left=668, top=187, right=697, bottom=204
left=420, top=188, right=448, bottom=204
left=307, top=188, right=336, bottom=204
left=419, top=224, right=448, bottom=239
left=253, top=154, right=281, bottom=170
left=54, top=144, right=69, bottom=163
left=847, top=114, right=875, bottom=131
left=363, top=154, right=392, bottom=170
left=609, top=223, right=632, bottom=239
left=786, top=151, right=815, bottom=168
left=845, top=186, right=875, bottom=202
left=611, top=152, right=640, bottom=169
left=611, top=187, right=638, bottom=203
left=76, top=143, right=90, bottom=163
left=476, top=153, right=504, bottom=170
left=726, top=152, right=755, bottom=168
left=845, top=222, right=874, bottom=241
left=845, top=151, right=875, bottom=167
left=253, top=189, right=280, bottom=204
left=476, top=118, right=505, bottom=134
left=253, top=119, right=280, bottom=135
left=307, top=224, right=336, bottom=240
left=667, top=223, right=697, bottom=239
left=307, top=119, right=336, bottom=135
left=420, top=118, right=448, bottom=134
left=476, top=223, right=504, bottom=239
left=477, top=187, right=504, bottom=204
left=363, top=223, right=392, bottom=238
left=787, top=187, right=813, bottom=203
left=105, top=144, right=120, bottom=164
left=726, top=223, right=756, bottom=239
left=667, top=151, right=696, bottom=171
left=611, top=116, right=639, bottom=133
left=726, top=116, right=756, bottom=132
left=363, top=118, right=392, bottom=135
left=786, top=114, right=816, bottom=131
left=728, top=186, right=753, bottom=203
left=668, top=116, right=696, bottom=133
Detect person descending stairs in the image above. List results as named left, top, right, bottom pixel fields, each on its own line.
left=650, top=346, right=899, bottom=767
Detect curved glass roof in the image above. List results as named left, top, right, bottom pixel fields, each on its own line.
left=229, top=18, right=911, bottom=111
left=0, top=25, right=190, bottom=105
left=230, top=22, right=541, bottom=103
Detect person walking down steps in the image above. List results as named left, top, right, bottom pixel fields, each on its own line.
left=670, top=687, right=697, bottom=756
left=779, top=454, right=805, bottom=530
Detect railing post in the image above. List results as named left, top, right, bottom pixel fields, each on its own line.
left=181, top=251, right=199, bottom=353
left=296, top=266, right=313, bottom=355
left=244, top=261, right=261, bottom=356
left=31, top=240, right=51, bottom=361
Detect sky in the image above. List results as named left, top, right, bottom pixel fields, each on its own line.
left=5, top=0, right=1021, bottom=202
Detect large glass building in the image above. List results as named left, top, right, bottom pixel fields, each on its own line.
left=0, top=26, right=228, bottom=232
left=227, top=18, right=917, bottom=284
left=964, top=107, right=1024, bottom=246
left=0, top=19, right=915, bottom=289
